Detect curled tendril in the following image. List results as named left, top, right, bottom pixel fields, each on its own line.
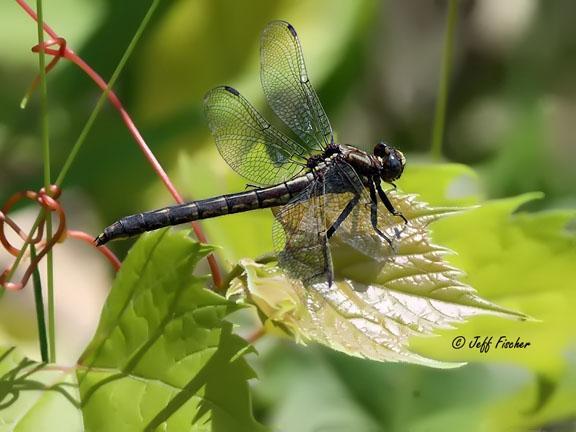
left=21, top=38, right=67, bottom=109
left=15, top=0, right=222, bottom=287
left=0, top=185, right=122, bottom=291
left=12, top=0, right=221, bottom=289
left=0, top=185, right=66, bottom=291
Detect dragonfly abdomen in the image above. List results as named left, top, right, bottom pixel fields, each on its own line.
left=95, top=173, right=313, bottom=245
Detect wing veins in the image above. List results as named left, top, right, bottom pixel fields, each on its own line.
left=205, top=86, right=312, bottom=185
left=211, top=97, right=310, bottom=159
left=261, top=21, right=333, bottom=153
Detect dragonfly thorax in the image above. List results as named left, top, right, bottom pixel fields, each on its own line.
left=337, top=145, right=380, bottom=178
left=329, top=142, right=405, bottom=183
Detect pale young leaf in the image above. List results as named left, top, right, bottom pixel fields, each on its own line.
left=230, top=191, right=527, bottom=368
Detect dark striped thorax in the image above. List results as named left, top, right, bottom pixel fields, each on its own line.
left=309, top=144, right=382, bottom=180
left=340, top=145, right=382, bottom=178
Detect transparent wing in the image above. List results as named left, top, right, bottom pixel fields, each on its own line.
left=273, top=161, right=397, bottom=290
left=326, top=161, right=399, bottom=263
left=204, top=86, right=309, bottom=186
left=260, top=20, right=333, bottom=152
left=273, top=174, right=332, bottom=289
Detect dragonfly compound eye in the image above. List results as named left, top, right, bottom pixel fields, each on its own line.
left=380, top=149, right=405, bottom=182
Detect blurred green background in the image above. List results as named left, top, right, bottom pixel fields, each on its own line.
left=1, top=0, right=575, bottom=431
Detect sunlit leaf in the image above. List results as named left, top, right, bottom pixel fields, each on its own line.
left=251, top=163, right=576, bottom=431
left=76, top=229, right=265, bottom=431
left=1, top=231, right=266, bottom=431
left=230, top=190, right=526, bottom=368
left=395, top=167, right=576, bottom=429
left=411, top=193, right=576, bottom=427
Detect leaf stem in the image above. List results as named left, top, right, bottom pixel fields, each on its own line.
left=30, top=245, right=49, bottom=362
left=35, top=0, right=56, bottom=363
left=221, top=254, right=277, bottom=292
left=46, top=226, right=55, bottom=362
left=221, top=264, right=243, bottom=292
left=430, top=0, right=459, bottom=160
left=247, top=327, right=266, bottom=344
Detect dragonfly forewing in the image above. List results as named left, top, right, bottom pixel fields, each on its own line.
left=260, top=20, right=333, bottom=151
left=204, top=86, right=308, bottom=186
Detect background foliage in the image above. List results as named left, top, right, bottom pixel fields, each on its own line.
left=1, top=0, right=575, bottom=431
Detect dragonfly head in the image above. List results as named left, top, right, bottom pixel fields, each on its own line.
left=374, top=142, right=406, bottom=182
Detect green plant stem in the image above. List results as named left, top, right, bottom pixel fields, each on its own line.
left=46, top=222, right=55, bottom=362
left=35, top=0, right=56, bottom=363
left=430, top=0, right=459, bottom=160
left=30, top=245, right=49, bottom=362
left=3, top=213, right=44, bottom=283
left=55, top=0, right=161, bottom=186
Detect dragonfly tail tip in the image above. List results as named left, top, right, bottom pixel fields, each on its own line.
left=94, top=233, right=108, bottom=247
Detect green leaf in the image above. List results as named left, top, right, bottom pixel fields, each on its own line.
left=396, top=162, right=482, bottom=207
left=77, top=229, right=265, bottom=431
left=1, top=231, right=264, bottom=431
left=411, top=195, right=576, bottom=408
left=381, top=164, right=576, bottom=429
left=0, top=231, right=265, bottom=431
left=230, top=190, right=525, bottom=368
left=0, top=346, right=82, bottom=431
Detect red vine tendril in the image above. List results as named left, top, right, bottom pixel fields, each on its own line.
left=4, top=0, right=223, bottom=291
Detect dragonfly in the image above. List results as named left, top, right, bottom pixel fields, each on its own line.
left=96, top=20, right=407, bottom=288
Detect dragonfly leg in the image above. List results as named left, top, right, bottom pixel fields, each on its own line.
left=375, top=178, right=408, bottom=236
left=322, top=235, right=334, bottom=286
left=320, top=227, right=335, bottom=285
left=303, top=232, right=334, bottom=287
left=368, top=180, right=394, bottom=247
left=326, top=193, right=360, bottom=239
